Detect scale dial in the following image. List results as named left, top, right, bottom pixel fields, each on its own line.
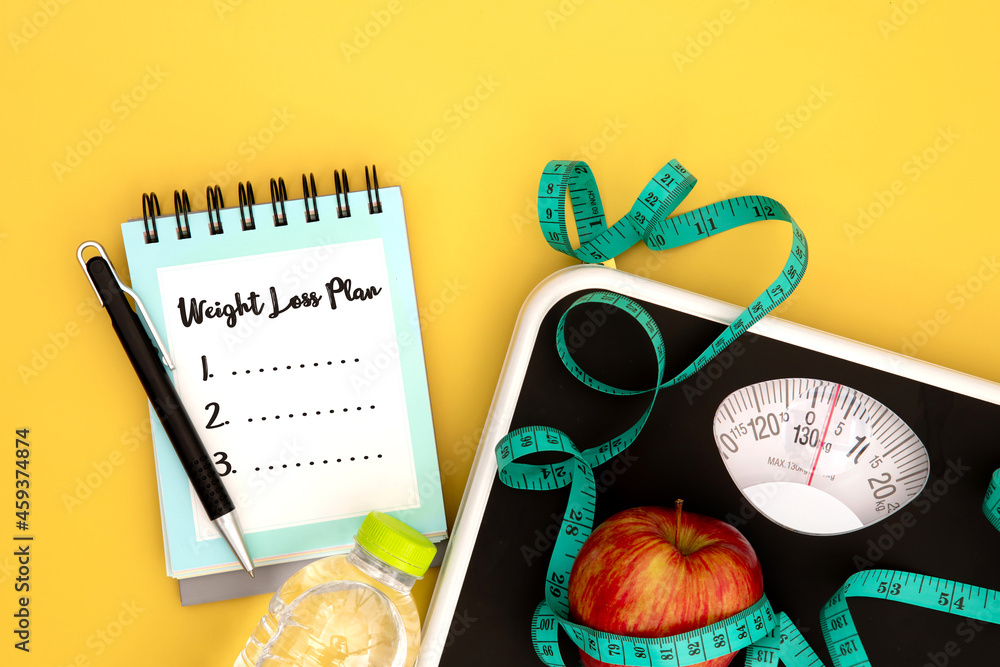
left=713, top=378, right=930, bottom=535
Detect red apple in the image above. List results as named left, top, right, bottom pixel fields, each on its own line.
left=568, top=501, right=763, bottom=667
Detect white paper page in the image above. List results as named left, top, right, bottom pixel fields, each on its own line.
left=156, top=240, right=419, bottom=539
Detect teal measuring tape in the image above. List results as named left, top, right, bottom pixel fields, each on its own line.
left=983, top=469, right=1000, bottom=532
left=821, top=569, right=1000, bottom=666
left=496, top=160, right=1000, bottom=666
left=499, top=160, right=807, bottom=664
left=537, top=159, right=806, bottom=359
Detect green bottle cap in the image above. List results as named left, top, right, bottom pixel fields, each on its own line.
left=356, top=512, right=436, bottom=578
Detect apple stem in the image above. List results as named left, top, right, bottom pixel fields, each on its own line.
left=675, top=498, right=684, bottom=541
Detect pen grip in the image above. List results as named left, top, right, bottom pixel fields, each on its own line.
left=87, top=257, right=236, bottom=521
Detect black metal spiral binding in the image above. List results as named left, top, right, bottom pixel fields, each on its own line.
left=302, top=173, right=319, bottom=222
left=270, top=177, right=288, bottom=226
left=206, top=185, right=224, bottom=235
left=334, top=169, right=351, bottom=218
left=238, top=182, right=256, bottom=231
left=141, top=165, right=382, bottom=240
left=365, top=165, right=382, bottom=214
left=142, top=192, right=160, bottom=243
left=173, top=190, right=192, bottom=239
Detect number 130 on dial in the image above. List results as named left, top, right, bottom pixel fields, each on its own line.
left=712, top=378, right=930, bottom=536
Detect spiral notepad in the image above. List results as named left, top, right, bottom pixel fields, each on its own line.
left=121, top=168, right=446, bottom=580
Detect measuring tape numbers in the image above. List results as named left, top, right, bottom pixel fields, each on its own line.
left=531, top=595, right=779, bottom=667
left=821, top=570, right=1000, bottom=667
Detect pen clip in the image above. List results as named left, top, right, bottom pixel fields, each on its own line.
left=77, top=241, right=176, bottom=371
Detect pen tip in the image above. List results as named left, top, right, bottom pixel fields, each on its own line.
left=248, top=570, right=255, bottom=579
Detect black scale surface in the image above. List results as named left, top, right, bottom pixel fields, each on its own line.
left=439, top=290, right=1000, bottom=666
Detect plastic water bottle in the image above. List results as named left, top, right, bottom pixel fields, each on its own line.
left=235, top=512, right=436, bottom=667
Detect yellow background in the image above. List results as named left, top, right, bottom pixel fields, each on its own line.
left=3, top=0, right=999, bottom=664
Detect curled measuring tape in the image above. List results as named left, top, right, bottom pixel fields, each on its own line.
left=497, top=161, right=1000, bottom=666
left=538, top=159, right=807, bottom=368
left=498, top=160, right=807, bottom=664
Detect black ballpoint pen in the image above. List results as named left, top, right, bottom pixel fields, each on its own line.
left=77, top=241, right=255, bottom=577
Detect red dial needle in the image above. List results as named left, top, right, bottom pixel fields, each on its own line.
left=807, top=383, right=842, bottom=486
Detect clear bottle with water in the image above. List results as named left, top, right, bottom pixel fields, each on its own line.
left=235, top=512, right=436, bottom=667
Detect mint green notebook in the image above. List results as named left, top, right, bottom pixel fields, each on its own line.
left=122, top=177, right=446, bottom=578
